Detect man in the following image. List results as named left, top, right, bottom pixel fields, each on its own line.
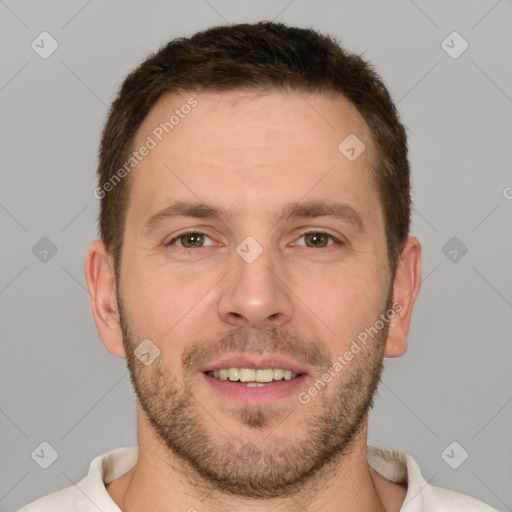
left=19, top=21, right=499, bottom=512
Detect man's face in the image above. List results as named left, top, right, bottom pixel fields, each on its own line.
left=117, top=90, right=392, bottom=496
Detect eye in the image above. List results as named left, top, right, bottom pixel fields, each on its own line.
left=165, top=231, right=215, bottom=249
left=164, top=230, right=341, bottom=250
left=293, top=231, right=341, bottom=248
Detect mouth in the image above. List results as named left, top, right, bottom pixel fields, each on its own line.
left=200, top=356, right=310, bottom=405
left=205, top=367, right=302, bottom=387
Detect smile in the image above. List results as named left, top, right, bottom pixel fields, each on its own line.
left=206, top=367, right=300, bottom=386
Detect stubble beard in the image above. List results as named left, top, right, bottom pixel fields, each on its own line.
left=117, top=293, right=389, bottom=498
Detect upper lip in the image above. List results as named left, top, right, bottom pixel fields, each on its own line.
left=200, top=354, right=310, bottom=375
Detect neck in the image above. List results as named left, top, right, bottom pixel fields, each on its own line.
left=107, top=404, right=401, bottom=512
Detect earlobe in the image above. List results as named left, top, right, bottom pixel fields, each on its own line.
left=85, top=239, right=126, bottom=358
left=384, top=236, right=422, bottom=358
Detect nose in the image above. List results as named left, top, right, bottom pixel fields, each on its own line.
left=217, top=244, right=293, bottom=331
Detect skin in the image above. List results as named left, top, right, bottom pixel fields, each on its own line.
left=85, top=90, right=421, bottom=512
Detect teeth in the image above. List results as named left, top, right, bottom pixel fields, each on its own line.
left=240, top=368, right=256, bottom=382
left=273, top=368, right=284, bottom=380
left=227, top=368, right=240, bottom=381
left=208, top=367, right=299, bottom=382
left=255, top=368, right=274, bottom=382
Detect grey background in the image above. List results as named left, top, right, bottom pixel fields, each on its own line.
left=1, top=0, right=511, bottom=510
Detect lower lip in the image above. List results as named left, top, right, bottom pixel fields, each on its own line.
left=201, top=372, right=309, bottom=406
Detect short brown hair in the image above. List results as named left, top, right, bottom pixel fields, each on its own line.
left=97, top=21, right=411, bottom=282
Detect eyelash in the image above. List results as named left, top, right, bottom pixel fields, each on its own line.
left=164, top=230, right=342, bottom=249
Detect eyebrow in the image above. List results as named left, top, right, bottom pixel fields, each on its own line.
left=141, top=199, right=364, bottom=235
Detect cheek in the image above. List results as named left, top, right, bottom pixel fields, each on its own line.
left=120, top=257, right=190, bottom=339
left=291, top=265, right=387, bottom=344
left=121, top=254, right=228, bottom=359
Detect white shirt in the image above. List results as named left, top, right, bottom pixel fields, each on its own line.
left=18, top=445, right=500, bottom=511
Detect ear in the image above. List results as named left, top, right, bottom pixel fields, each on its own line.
left=384, top=236, right=422, bottom=358
left=85, top=239, right=126, bottom=358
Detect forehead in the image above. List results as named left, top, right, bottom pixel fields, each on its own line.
left=128, top=89, right=380, bottom=229
left=136, top=88, right=373, bottom=158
